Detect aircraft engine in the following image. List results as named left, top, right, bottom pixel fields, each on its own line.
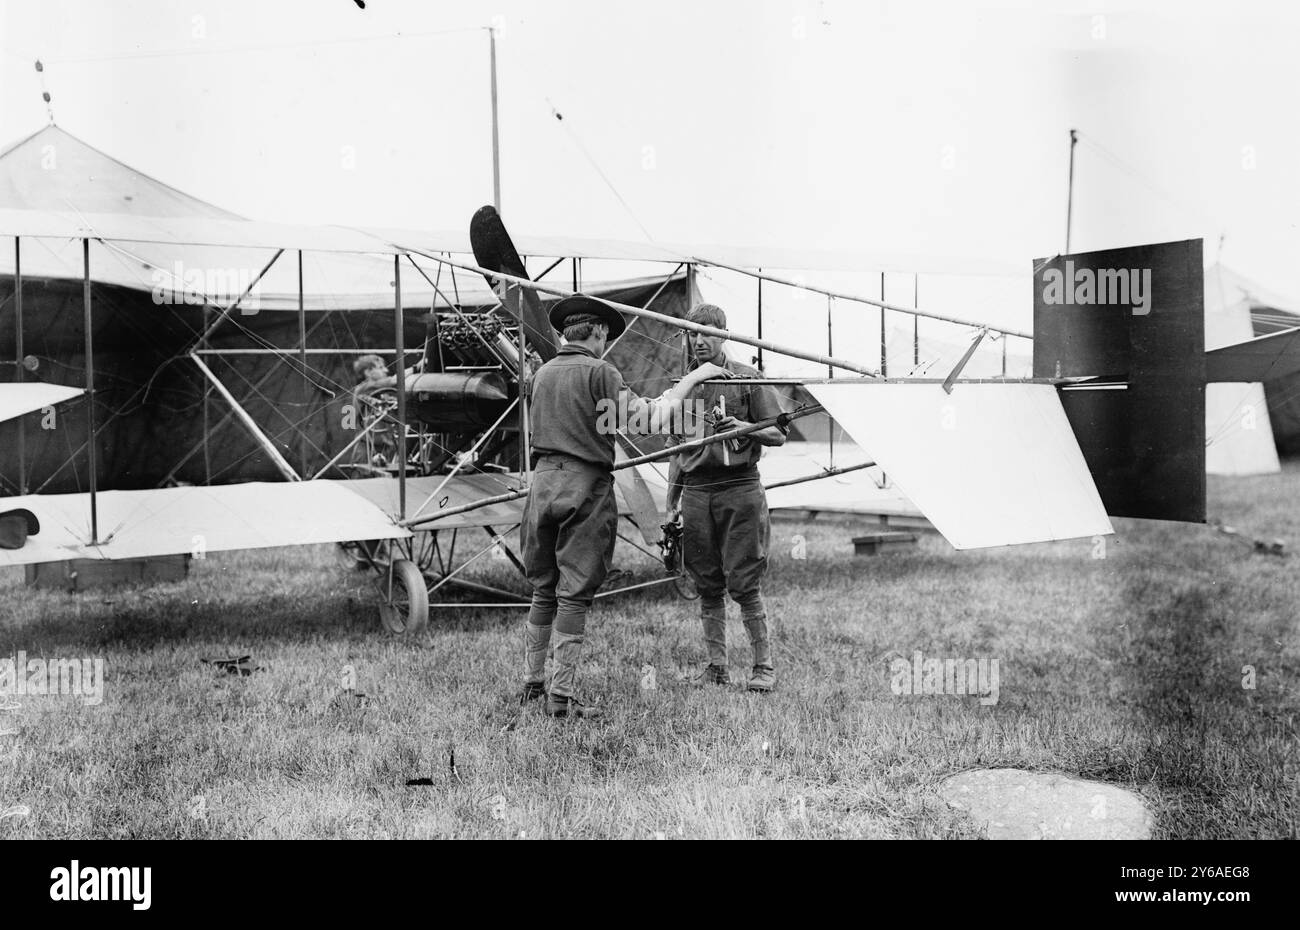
left=405, top=371, right=514, bottom=431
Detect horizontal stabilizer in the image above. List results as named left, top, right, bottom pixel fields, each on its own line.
left=1205, top=326, right=1300, bottom=383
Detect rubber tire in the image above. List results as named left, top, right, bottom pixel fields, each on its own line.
left=379, top=559, right=429, bottom=634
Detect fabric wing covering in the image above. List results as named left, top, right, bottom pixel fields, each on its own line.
left=344, top=469, right=664, bottom=537
left=0, top=382, right=82, bottom=423
left=806, top=382, right=1113, bottom=549
left=759, top=441, right=922, bottom=518
left=0, top=468, right=676, bottom=568
left=0, top=481, right=410, bottom=567
left=342, top=475, right=527, bottom=529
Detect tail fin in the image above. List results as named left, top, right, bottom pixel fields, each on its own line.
left=1033, top=239, right=1205, bottom=523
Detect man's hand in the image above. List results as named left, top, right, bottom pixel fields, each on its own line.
left=664, top=362, right=731, bottom=404
left=689, top=362, right=732, bottom=384
left=716, top=414, right=785, bottom=447
left=713, top=414, right=748, bottom=452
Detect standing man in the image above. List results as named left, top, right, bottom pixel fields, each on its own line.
left=521, top=295, right=729, bottom=719
left=668, top=303, right=788, bottom=692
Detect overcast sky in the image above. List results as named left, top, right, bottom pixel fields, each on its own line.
left=2, top=0, right=1298, bottom=371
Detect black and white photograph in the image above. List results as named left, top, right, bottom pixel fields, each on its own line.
left=0, top=0, right=1295, bottom=892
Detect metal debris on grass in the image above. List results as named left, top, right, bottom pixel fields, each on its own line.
left=201, top=655, right=265, bottom=676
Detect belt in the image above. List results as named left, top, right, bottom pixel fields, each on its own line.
left=681, top=464, right=760, bottom=487
left=534, top=451, right=612, bottom=473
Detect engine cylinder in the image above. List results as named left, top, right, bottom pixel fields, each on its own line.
left=405, top=371, right=514, bottom=431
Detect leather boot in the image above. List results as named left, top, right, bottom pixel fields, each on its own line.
left=744, top=615, right=776, bottom=692
left=691, top=602, right=729, bottom=686
left=546, top=631, right=603, bottom=718
left=520, top=621, right=551, bottom=703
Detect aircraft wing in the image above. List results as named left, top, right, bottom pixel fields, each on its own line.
left=342, top=475, right=529, bottom=529
left=806, top=382, right=1113, bottom=549
left=0, top=382, right=83, bottom=423
left=0, top=480, right=411, bottom=568
left=0, top=467, right=684, bottom=569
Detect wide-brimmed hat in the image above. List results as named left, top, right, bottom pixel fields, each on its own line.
left=0, top=508, right=39, bottom=550
left=548, top=295, right=627, bottom=340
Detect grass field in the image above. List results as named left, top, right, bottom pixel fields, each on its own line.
left=1, top=465, right=1298, bottom=839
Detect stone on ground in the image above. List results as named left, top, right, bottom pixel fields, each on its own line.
left=939, top=768, right=1152, bottom=839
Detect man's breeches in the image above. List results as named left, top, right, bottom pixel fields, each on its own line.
left=681, top=475, right=771, bottom=603
left=520, top=456, right=618, bottom=636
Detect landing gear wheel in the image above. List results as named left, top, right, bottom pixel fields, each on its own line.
left=379, top=559, right=429, bottom=634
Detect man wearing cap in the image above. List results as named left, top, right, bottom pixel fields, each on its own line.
left=667, top=303, right=788, bottom=692
left=521, top=294, right=730, bottom=719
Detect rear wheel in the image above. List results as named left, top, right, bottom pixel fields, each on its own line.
left=379, top=559, right=429, bottom=634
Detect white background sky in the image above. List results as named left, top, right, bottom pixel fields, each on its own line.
left=2, top=0, right=1298, bottom=373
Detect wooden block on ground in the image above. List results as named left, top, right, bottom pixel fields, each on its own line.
left=852, top=531, right=918, bottom=557
left=25, top=555, right=191, bottom=591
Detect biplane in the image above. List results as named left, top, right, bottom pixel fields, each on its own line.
left=3, top=129, right=1297, bottom=634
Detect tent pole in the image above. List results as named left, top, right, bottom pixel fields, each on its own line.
left=83, top=238, right=98, bottom=544
left=14, top=237, right=26, bottom=495
left=827, top=294, right=834, bottom=466
left=1066, top=128, right=1078, bottom=253
left=489, top=26, right=501, bottom=213
left=826, top=295, right=834, bottom=378
left=394, top=254, right=407, bottom=520
left=297, top=250, right=308, bottom=476
left=913, top=275, right=919, bottom=368
left=683, top=262, right=696, bottom=372
left=879, top=272, right=887, bottom=377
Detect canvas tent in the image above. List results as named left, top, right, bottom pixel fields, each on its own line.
left=1205, top=263, right=1300, bottom=466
